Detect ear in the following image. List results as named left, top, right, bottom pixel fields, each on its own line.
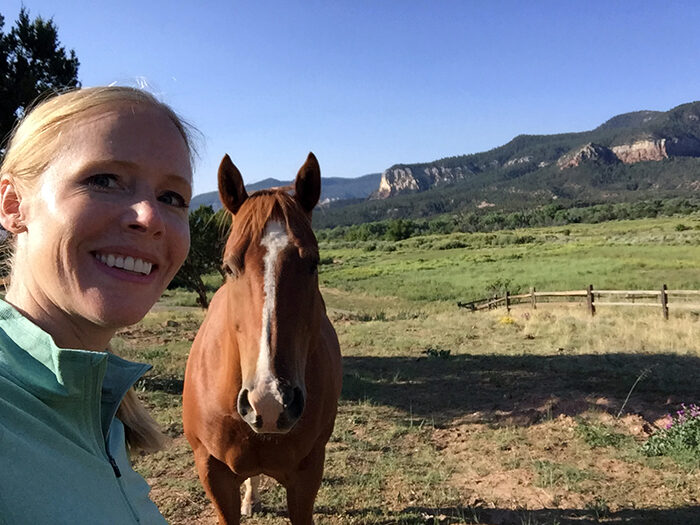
left=294, top=152, right=321, bottom=215
left=0, top=176, right=27, bottom=234
left=218, top=154, right=248, bottom=215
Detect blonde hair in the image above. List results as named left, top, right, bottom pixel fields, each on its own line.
left=1, top=86, right=196, bottom=192
left=1, top=86, right=197, bottom=452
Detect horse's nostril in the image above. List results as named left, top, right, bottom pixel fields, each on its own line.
left=277, top=387, right=305, bottom=431
left=237, top=389, right=251, bottom=417
left=288, top=387, right=305, bottom=420
left=282, top=386, right=294, bottom=406
left=254, top=415, right=263, bottom=429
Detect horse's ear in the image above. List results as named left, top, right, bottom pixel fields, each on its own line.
left=218, top=154, right=248, bottom=215
left=294, top=152, right=321, bottom=215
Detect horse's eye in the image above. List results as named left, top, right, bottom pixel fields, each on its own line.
left=223, top=263, right=239, bottom=278
left=223, top=256, right=243, bottom=279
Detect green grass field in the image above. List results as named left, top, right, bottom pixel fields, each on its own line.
left=118, top=214, right=700, bottom=524
left=318, top=215, right=700, bottom=304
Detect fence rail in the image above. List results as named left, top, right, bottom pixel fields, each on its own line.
left=457, top=284, right=700, bottom=319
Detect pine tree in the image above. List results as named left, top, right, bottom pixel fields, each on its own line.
left=0, top=8, right=80, bottom=151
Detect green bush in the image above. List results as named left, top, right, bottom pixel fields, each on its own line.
left=642, top=404, right=700, bottom=468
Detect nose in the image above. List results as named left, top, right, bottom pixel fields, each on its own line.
left=237, top=384, right=305, bottom=434
left=125, top=198, right=164, bottom=239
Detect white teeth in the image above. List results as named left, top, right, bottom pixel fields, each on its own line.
left=124, top=256, right=135, bottom=272
left=95, top=253, right=154, bottom=275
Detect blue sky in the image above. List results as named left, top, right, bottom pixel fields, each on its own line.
left=4, top=1, right=700, bottom=195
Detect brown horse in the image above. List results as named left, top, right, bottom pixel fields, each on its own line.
left=183, top=153, right=342, bottom=525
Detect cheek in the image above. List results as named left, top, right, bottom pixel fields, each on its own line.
left=170, top=218, right=191, bottom=266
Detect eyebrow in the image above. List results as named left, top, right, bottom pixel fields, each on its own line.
left=81, top=159, right=192, bottom=187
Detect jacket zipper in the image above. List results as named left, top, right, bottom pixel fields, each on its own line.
left=106, top=448, right=141, bottom=523
left=108, top=453, right=122, bottom=478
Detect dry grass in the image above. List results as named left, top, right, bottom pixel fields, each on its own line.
left=518, top=303, right=699, bottom=354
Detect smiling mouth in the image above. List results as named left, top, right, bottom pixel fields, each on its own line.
left=94, top=252, right=155, bottom=276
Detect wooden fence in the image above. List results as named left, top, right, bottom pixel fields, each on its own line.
left=457, top=285, right=700, bottom=319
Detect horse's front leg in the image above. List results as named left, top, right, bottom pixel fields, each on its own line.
left=283, top=446, right=326, bottom=525
left=193, top=448, right=244, bottom=525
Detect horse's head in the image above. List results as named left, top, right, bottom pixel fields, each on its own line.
left=217, top=153, right=322, bottom=434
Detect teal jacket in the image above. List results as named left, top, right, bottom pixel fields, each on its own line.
left=0, top=300, right=167, bottom=524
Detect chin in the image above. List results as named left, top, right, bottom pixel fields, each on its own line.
left=87, top=295, right=158, bottom=330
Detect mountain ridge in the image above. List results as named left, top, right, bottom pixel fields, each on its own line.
left=191, top=101, right=700, bottom=226
left=190, top=172, right=381, bottom=211
left=369, top=101, right=700, bottom=199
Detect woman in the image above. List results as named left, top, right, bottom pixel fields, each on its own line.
left=0, top=86, right=194, bottom=524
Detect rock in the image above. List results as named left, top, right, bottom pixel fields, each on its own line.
left=557, top=143, right=619, bottom=169
left=504, top=155, right=533, bottom=167
left=373, top=167, right=421, bottom=199
left=612, top=139, right=668, bottom=163
left=371, top=164, right=472, bottom=199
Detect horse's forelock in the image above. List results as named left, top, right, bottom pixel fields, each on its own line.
left=228, top=190, right=316, bottom=254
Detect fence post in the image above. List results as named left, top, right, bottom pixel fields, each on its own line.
left=530, top=287, right=537, bottom=309
left=587, top=284, right=595, bottom=316
left=505, top=291, right=511, bottom=313
left=661, top=283, right=669, bottom=320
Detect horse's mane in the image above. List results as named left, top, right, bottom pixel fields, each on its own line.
left=225, top=189, right=318, bottom=259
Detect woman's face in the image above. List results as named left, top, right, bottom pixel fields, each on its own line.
left=13, top=104, right=192, bottom=339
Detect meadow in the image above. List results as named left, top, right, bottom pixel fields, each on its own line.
left=118, top=214, right=700, bottom=524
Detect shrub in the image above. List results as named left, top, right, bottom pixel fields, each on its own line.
left=422, top=347, right=451, bottom=359
left=435, top=239, right=470, bottom=250
left=642, top=404, right=700, bottom=467
left=484, top=277, right=518, bottom=297
left=385, top=219, right=416, bottom=241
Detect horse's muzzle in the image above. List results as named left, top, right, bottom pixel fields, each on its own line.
left=237, top=384, right=305, bottom=434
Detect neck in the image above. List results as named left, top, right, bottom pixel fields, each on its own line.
left=5, top=285, right=115, bottom=351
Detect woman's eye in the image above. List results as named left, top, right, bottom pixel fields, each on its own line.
left=86, top=174, right=119, bottom=189
left=158, top=191, right=189, bottom=208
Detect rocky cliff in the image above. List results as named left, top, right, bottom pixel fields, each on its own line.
left=371, top=101, right=700, bottom=199
left=556, top=143, right=619, bottom=169
left=611, top=139, right=668, bottom=163
left=372, top=164, right=472, bottom=199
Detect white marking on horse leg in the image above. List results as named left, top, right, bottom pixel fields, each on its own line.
left=241, top=475, right=261, bottom=516
left=250, top=221, right=289, bottom=429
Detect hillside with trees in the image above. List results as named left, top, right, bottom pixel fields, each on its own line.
left=312, top=102, right=700, bottom=229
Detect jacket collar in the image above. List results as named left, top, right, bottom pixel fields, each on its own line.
left=0, top=298, right=151, bottom=437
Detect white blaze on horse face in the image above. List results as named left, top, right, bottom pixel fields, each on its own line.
left=253, top=221, right=289, bottom=411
